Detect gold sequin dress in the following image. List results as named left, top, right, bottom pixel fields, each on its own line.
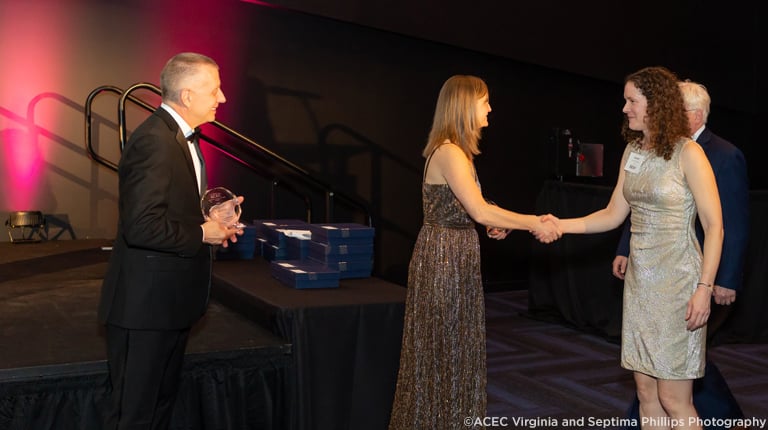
left=621, top=140, right=706, bottom=379
left=388, top=179, right=486, bottom=429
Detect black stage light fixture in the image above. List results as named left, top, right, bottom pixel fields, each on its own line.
left=5, top=211, right=46, bottom=243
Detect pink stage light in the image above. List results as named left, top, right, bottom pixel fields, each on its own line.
left=0, top=2, right=69, bottom=211
left=1, top=0, right=250, bottom=212
left=0, top=129, right=44, bottom=210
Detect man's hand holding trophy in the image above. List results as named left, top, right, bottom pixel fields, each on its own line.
left=201, top=187, right=245, bottom=246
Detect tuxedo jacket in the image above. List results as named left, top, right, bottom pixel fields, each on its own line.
left=99, top=107, right=211, bottom=330
left=617, top=128, right=750, bottom=291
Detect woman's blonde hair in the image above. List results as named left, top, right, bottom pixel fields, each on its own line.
left=422, top=75, right=488, bottom=159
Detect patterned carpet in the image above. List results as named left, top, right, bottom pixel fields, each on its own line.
left=485, top=290, right=768, bottom=428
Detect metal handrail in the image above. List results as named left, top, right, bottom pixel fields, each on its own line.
left=85, top=85, right=153, bottom=170
left=85, top=83, right=372, bottom=225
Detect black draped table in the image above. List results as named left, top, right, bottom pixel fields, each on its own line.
left=528, top=181, right=768, bottom=345
left=211, top=258, right=406, bottom=430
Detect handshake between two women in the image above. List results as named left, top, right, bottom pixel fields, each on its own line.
left=531, top=214, right=562, bottom=243
left=486, top=213, right=563, bottom=244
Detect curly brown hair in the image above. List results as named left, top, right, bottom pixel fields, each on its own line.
left=621, top=66, right=690, bottom=160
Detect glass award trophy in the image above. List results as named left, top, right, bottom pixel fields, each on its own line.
left=201, top=187, right=246, bottom=229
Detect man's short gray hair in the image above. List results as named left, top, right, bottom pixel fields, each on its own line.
left=160, top=52, right=218, bottom=104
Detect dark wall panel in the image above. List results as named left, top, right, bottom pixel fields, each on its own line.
left=221, top=5, right=629, bottom=285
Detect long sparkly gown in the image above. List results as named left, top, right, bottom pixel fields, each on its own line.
left=388, top=167, right=486, bottom=429
left=621, top=139, right=706, bottom=379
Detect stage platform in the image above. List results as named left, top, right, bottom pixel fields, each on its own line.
left=0, top=240, right=291, bottom=429
left=0, top=239, right=407, bottom=430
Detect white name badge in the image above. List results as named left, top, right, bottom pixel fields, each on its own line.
left=624, top=152, right=646, bottom=173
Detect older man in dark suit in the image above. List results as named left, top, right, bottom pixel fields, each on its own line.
left=613, top=80, right=750, bottom=428
left=99, top=52, right=241, bottom=430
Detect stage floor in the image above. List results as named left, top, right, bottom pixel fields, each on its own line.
left=0, top=239, right=291, bottom=381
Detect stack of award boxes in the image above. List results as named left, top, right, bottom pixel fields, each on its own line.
left=252, top=219, right=311, bottom=261
left=251, top=218, right=329, bottom=289
left=306, top=223, right=374, bottom=279
left=269, top=259, right=341, bottom=289
left=261, top=220, right=374, bottom=289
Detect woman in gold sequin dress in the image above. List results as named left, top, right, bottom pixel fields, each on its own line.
left=546, top=67, right=723, bottom=429
left=387, top=75, right=561, bottom=430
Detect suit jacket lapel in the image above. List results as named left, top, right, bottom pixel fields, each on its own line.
left=190, top=131, right=208, bottom=194
left=155, top=107, right=206, bottom=197
left=175, top=129, right=202, bottom=194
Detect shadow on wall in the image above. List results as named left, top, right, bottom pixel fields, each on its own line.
left=225, top=76, right=423, bottom=284
left=0, top=91, right=119, bottom=243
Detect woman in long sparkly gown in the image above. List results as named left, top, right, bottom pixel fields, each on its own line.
left=387, top=75, right=560, bottom=430
left=547, top=67, right=723, bottom=429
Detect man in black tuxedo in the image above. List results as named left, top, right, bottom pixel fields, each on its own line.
left=613, top=80, right=750, bottom=429
left=98, top=52, right=241, bottom=430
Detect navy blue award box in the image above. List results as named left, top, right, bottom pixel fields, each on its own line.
left=270, top=259, right=341, bottom=289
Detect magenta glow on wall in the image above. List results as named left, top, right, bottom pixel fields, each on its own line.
left=0, top=2, right=70, bottom=211
left=129, top=0, right=251, bottom=188
left=1, top=0, right=253, bottom=213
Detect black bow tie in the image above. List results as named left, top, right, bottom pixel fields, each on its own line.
left=187, top=129, right=200, bottom=143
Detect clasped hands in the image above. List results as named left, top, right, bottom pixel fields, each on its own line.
left=485, top=214, right=563, bottom=243
left=533, top=214, right=562, bottom=243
